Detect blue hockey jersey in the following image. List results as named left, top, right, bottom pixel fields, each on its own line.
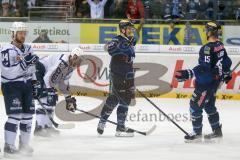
left=107, top=35, right=136, bottom=79
left=193, top=41, right=232, bottom=85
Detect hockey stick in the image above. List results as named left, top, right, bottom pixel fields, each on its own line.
left=76, top=108, right=157, bottom=136
left=37, top=98, right=75, bottom=129
left=136, top=89, right=190, bottom=136
left=230, top=61, right=240, bottom=74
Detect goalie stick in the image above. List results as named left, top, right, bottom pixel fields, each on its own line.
left=76, top=108, right=157, bottom=136
left=37, top=98, right=75, bottom=129
left=136, top=89, right=190, bottom=137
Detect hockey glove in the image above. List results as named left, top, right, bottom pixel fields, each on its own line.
left=32, top=81, right=42, bottom=99
left=45, top=88, right=58, bottom=106
left=23, top=54, right=39, bottom=66
left=222, top=71, right=232, bottom=84
left=175, top=69, right=194, bottom=82
left=65, top=96, right=77, bottom=112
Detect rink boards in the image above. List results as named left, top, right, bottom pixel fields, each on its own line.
left=67, top=52, right=240, bottom=100
left=0, top=43, right=239, bottom=100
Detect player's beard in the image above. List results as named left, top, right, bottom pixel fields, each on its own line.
left=15, top=36, right=25, bottom=44
left=13, top=35, right=25, bottom=47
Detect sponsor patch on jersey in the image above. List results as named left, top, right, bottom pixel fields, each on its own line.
left=204, top=46, right=210, bottom=55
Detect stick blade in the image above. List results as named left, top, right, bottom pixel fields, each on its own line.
left=145, top=125, right=157, bottom=136
left=56, top=123, right=76, bottom=129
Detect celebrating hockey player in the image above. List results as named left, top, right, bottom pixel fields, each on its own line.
left=175, top=22, right=232, bottom=142
left=0, top=22, right=39, bottom=157
left=97, top=19, right=136, bottom=137
left=34, top=47, right=83, bottom=137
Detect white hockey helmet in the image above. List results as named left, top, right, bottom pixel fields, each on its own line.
left=70, top=47, right=84, bottom=57
left=10, top=22, right=28, bottom=36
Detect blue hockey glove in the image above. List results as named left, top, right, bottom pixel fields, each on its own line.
left=175, top=69, right=194, bottom=82
left=222, top=71, right=232, bottom=84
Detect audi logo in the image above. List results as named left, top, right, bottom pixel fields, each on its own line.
left=183, top=47, right=195, bottom=52
left=228, top=47, right=239, bottom=54
left=47, top=45, right=58, bottom=50
left=138, top=46, right=149, bottom=50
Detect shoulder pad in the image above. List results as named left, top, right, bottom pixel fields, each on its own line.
left=1, top=43, right=14, bottom=51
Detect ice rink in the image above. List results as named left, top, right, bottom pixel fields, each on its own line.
left=0, top=96, right=239, bottom=160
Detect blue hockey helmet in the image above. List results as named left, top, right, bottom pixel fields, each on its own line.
left=119, top=19, right=134, bottom=32
left=205, top=21, right=220, bottom=38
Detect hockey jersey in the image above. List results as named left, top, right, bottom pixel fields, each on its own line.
left=39, top=54, right=73, bottom=97
left=108, top=35, right=136, bottom=79
left=193, top=41, right=232, bottom=85
left=0, top=43, right=36, bottom=83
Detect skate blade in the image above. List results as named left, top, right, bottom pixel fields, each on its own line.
left=97, top=133, right=104, bottom=137
left=115, top=132, right=134, bottom=137
left=19, top=152, right=33, bottom=157
left=47, top=131, right=61, bottom=137
left=34, top=132, right=52, bottom=138
left=204, top=137, right=223, bottom=144
left=4, top=152, right=21, bottom=159
left=184, top=137, right=203, bottom=143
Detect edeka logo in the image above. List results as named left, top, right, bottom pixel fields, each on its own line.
left=55, top=55, right=172, bottom=122
left=97, top=24, right=207, bottom=45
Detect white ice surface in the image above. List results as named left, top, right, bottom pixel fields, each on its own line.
left=0, top=96, right=239, bottom=160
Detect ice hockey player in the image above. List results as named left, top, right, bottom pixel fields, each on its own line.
left=175, top=22, right=232, bottom=142
left=34, top=47, right=83, bottom=137
left=0, top=22, right=39, bottom=157
left=97, top=19, right=136, bottom=137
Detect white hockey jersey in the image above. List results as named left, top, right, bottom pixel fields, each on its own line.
left=40, top=54, right=73, bottom=97
left=0, top=43, right=36, bottom=83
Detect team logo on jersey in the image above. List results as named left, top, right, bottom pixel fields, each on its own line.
left=204, top=46, right=210, bottom=55
left=12, top=98, right=21, bottom=108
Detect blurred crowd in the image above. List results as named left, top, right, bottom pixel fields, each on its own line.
left=1, top=0, right=240, bottom=21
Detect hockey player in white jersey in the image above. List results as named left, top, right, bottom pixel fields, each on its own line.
left=0, top=22, right=39, bottom=158
left=34, top=47, right=83, bottom=137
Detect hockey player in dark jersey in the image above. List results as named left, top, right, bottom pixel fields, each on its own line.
left=97, top=19, right=136, bottom=137
left=175, top=22, right=232, bottom=142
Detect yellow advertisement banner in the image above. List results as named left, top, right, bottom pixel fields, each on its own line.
left=80, top=23, right=207, bottom=45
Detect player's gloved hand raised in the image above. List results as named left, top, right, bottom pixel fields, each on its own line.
left=175, top=69, right=194, bottom=82
left=23, top=54, right=39, bottom=66
left=65, top=95, right=77, bottom=112
left=222, top=71, right=232, bottom=84
left=32, top=81, right=42, bottom=99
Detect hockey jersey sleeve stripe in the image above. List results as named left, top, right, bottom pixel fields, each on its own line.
left=1, top=75, right=25, bottom=81
left=59, top=54, right=68, bottom=67
left=8, top=117, right=21, bottom=121
left=19, top=60, right=27, bottom=70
